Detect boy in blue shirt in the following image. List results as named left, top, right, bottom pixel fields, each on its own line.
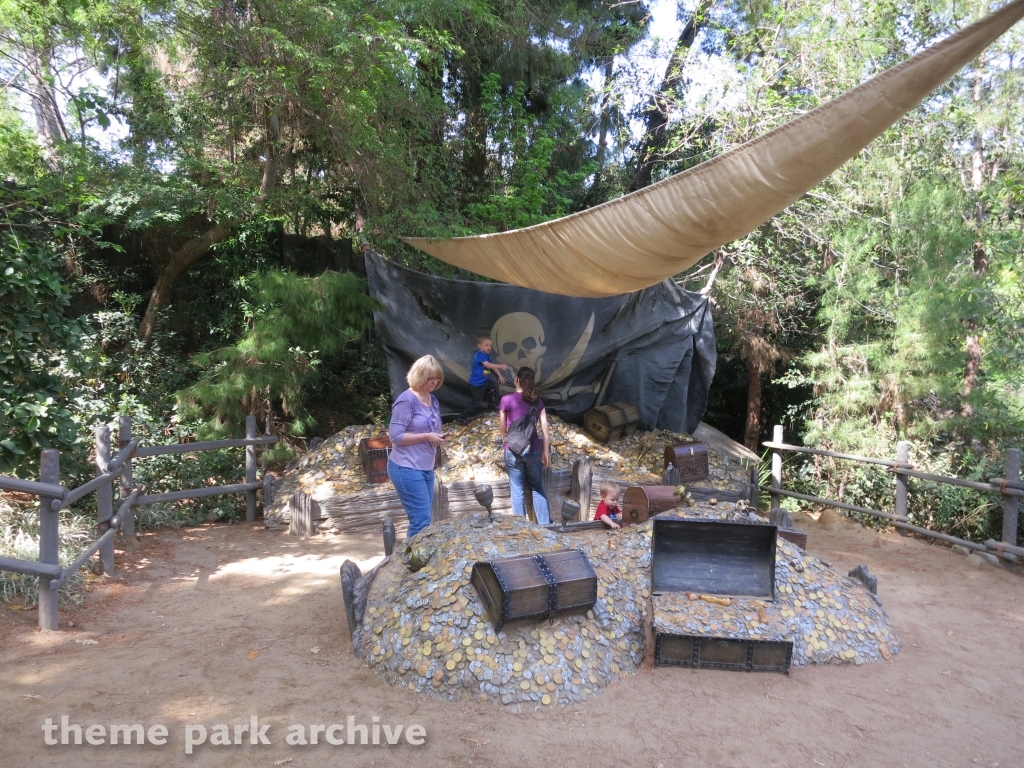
left=456, top=335, right=513, bottom=424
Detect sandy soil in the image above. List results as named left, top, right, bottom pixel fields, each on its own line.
left=2, top=513, right=1022, bottom=768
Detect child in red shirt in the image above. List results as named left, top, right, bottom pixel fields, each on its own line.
left=594, top=481, right=621, bottom=529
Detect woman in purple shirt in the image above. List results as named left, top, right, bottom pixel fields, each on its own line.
left=387, top=355, right=446, bottom=537
left=499, top=367, right=551, bottom=524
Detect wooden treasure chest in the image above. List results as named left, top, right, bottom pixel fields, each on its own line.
left=664, top=441, right=709, bottom=482
left=621, top=485, right=679, bottom=527
left=654, top=628, right=793, bottom=674
left=583, top=402, right=640, bottom=443
left=652, top=517, right=777, bottom=599
left=651, top=519, right=791, bottom=673
left=359, top=436, right=442, bottom=484
left=471, top=550, right=597, bottom=632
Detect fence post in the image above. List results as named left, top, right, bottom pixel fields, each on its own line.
left=770, top=425, right=783, bottom=516
left=245, top=415, right=257, bottom=523
left=1001, top=448, right=1021, bottom=563
left=95, top=425, right=114, bottom=574
left=118, top=415, right=136, bottom=544
left=895, top=441, right=910, bottom=536
left=37, top=449, right=61, bottom=631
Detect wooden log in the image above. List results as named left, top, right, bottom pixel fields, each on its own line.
left=0, top=555, right=61, bottom=578
left=95, top=425, right=114, bottom=575
left=37, top=450, right=60, bottom=631
left=0, top=475, right=67, bottom=497
left=288, top=492, right=320, bottom=537
left=106, top=437, right=140, bottom=472
left=137, top=482, right=259, bottom=505
left=762, top=440, right=906, bottom=468
left=891, top=465, right=1022, bottom=496
left=245, top=415, right=257, bottom=522
left=119, top=415, right=136, bottom=545
left=262, top=473, right=275, bottom=511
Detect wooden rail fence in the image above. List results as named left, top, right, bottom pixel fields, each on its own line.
left=764, top=425, right=1022, bottom=566
left=0, top=414, right=276, bottom=630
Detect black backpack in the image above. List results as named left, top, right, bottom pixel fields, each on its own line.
left=505, top=404, right=538, bottom=458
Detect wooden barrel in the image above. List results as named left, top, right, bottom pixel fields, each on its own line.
left=583, top=402, right=640, bottom=443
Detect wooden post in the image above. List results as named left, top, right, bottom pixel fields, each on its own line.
left=770, top=425, right=783, bottom=516
left=1001, top=448, right=1021, bottom=557
left=570, top=459, right=593, bottom=520
left=95, top=425, right=114, bottom=575
left=895, top=441, right=910, bottom=537
left=118, top=415, right=136, bottom=545
left=245, top=415, right=257, bottom=522
left=37, top=450, right=61, bottom=631
left=430, top=475, right=448, bottom=523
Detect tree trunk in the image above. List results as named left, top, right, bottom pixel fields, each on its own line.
left=137, top=103, right=279, bottom=341
left=628, top=0, right=711, bottom=192
left=137, top=223, right=233, bottom=342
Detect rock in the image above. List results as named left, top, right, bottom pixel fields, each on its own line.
left=816, top=509, right=842, bottom=530
left=952, top=544, right=971, bottom=556
left=966, top=551, right=1000, bottom=567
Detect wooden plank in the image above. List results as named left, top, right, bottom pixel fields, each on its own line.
left=0, top=475, right=67, bottom=498
left=288, top=493, right=319, bottom=537
left=37, top=450, right=60, bottom=631
left=137, top=482, right=258, bottom=505
left=135, top=436, right=277, bottom=457
left=770, top=425, right=783, bottom=516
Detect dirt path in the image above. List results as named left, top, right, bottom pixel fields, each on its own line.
left=2, top=514, right=1022, bottom=768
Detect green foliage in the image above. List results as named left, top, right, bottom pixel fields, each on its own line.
left=178, top=270, right=378, bottom=437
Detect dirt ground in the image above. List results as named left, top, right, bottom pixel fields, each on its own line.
left=2, top=512, right=1022, bottom=768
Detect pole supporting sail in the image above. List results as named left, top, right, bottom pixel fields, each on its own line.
left=404, top=0, right=1024, bottom=297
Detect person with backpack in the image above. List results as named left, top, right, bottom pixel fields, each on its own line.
left=498, top=367, right=551, bottom=524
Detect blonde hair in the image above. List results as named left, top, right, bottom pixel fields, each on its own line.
left=599, top=481, right=620, bottom=501
left=407, top=355, right=444, bottom=389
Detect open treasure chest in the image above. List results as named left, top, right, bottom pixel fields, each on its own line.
left=650, top=518, right=793, bottom=673
left=471, top=550, right=598, bottom=632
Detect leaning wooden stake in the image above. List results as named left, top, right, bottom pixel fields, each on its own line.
left=95, top=425, right=114, bottom=574
left=245, top=415, right=257, bottom=522
left=37, top=450, right=61, bottom=631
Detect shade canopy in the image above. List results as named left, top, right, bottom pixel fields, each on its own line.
left=405, top=0, right=1024, bottom=297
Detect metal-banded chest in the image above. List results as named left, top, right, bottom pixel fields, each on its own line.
left=583, top=402, right=640, bottom=443
left=470, top=550, right=597, bottom=632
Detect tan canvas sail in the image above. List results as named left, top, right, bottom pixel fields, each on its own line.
left=404, top=0, right=1024, bottom=297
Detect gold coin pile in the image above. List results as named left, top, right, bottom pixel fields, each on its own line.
left=356, top=502, right=899, bottom=707
left=265, top=415, right=753, bottom=522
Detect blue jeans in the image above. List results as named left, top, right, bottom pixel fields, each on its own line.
left=387, top=460, right=434, bottom=538
left=504, top=448, right=550, bottom=525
